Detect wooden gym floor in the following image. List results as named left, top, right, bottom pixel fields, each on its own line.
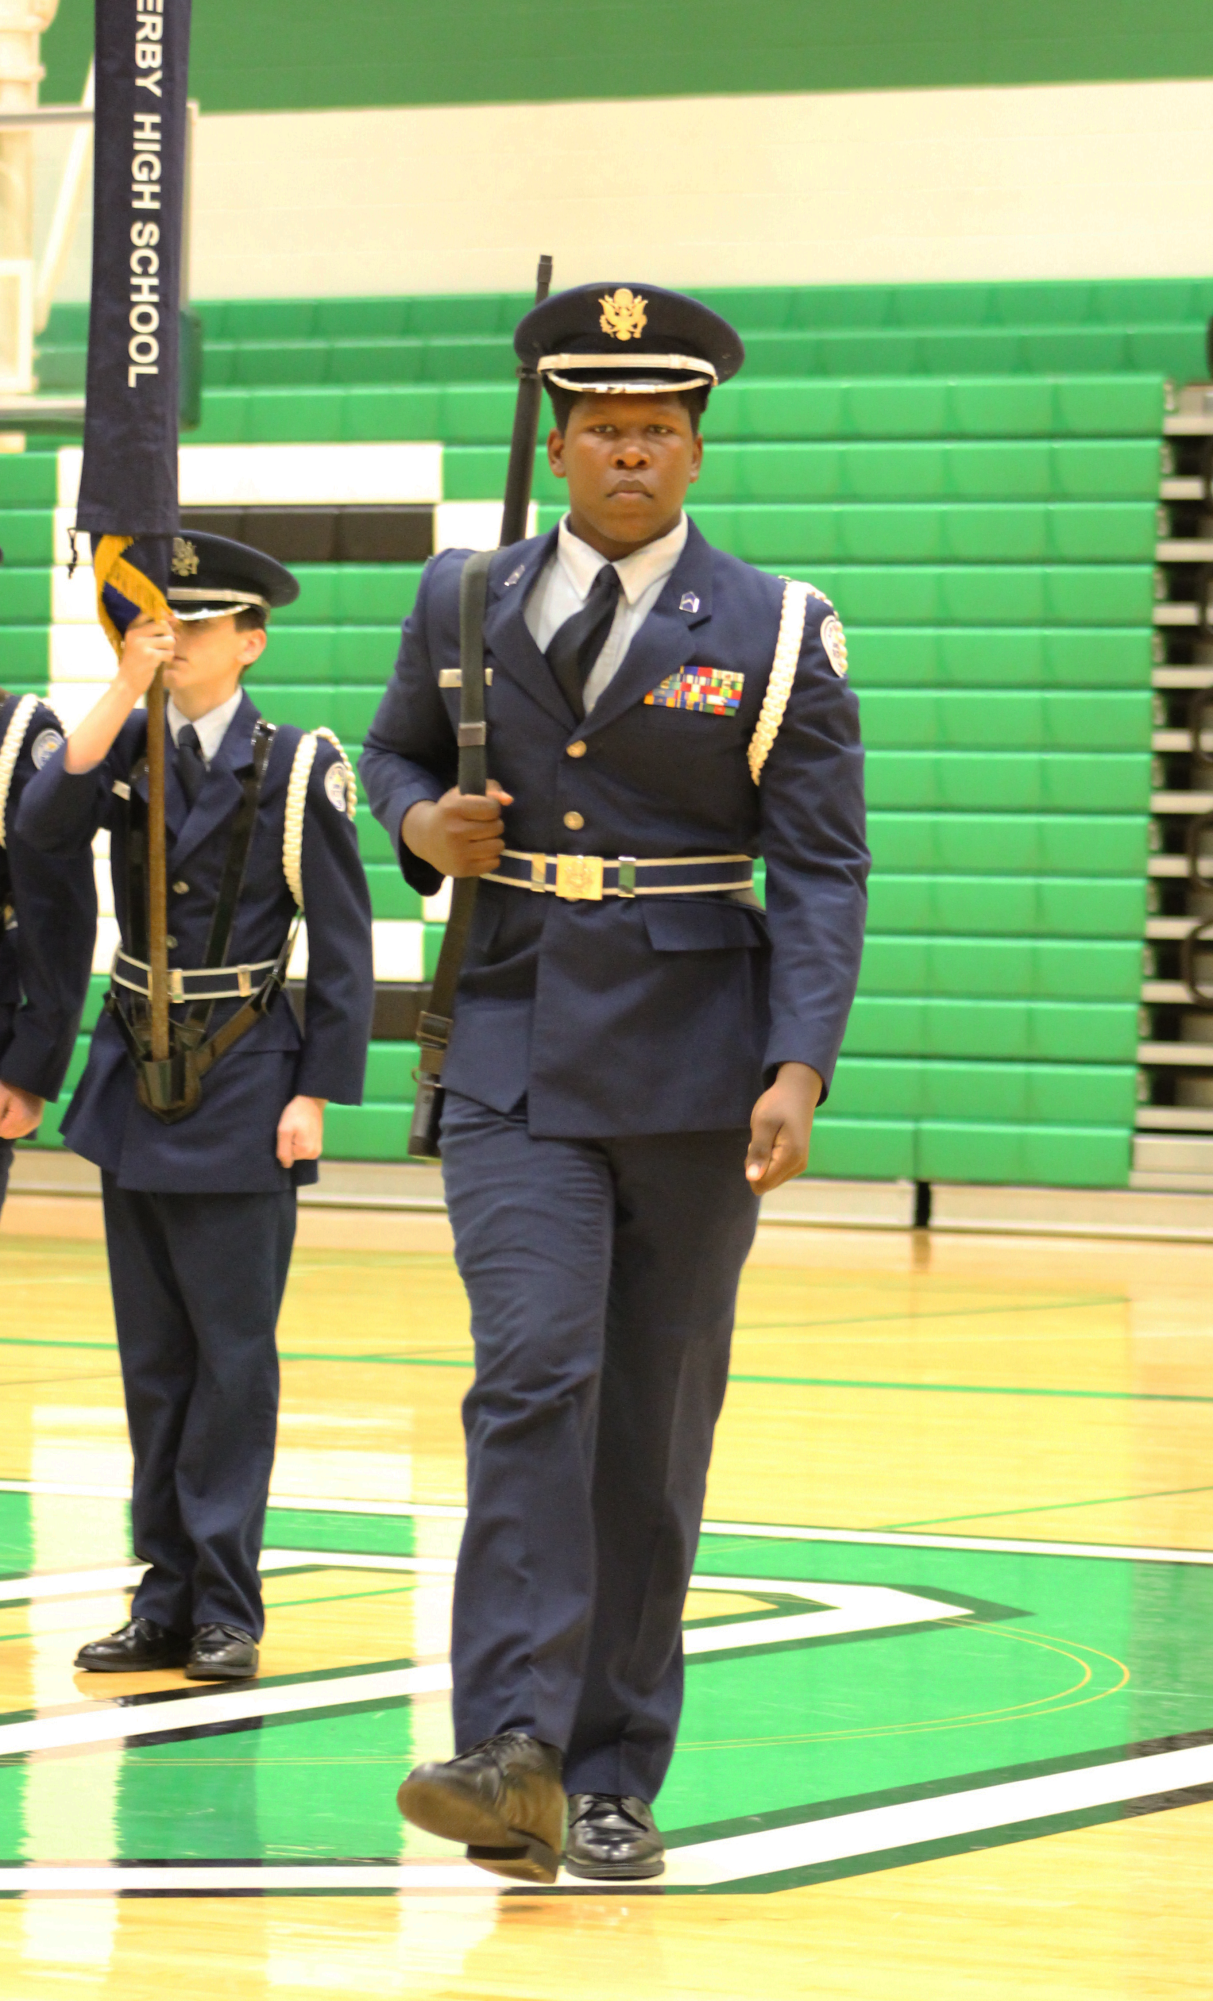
left=0, top=1211, right=1210, bottom=1998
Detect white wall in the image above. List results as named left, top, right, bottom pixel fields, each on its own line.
left=187, top=78, right=1213, bottom=300
left=43, top=77, right=1213, bottom=307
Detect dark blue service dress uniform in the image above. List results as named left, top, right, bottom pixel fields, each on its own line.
left=18, top=691, right=374, bottom=1639
left=361, top=517, right=868, bottom=1800
left=0, top=694, right=96, bottom=1210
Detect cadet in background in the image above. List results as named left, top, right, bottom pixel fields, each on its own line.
left=362, top=284, right=868, bottom=1883
left=0, top=671, right=97, bottom=1212
left=19, top=533, right=374, bottom=1682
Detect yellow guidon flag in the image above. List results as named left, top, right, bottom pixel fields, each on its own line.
left=92, top=535, right=173, bottom=656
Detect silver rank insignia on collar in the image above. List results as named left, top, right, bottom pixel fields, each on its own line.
left=680, top=593, right=700, bottom=613
left=504, top=565, right=526, bottom=587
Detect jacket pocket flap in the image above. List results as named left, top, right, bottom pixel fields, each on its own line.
left=640, top=899, right=768, bottom=953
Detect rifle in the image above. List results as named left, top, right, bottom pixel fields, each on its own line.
left=408, top=253, right=553, bottom=1159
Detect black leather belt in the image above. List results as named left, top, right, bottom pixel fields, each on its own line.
left=487, top=849, right=754, bottom=902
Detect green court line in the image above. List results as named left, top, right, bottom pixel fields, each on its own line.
left=886, top=1482, right=1213, bottom=1530
left=2, top=1330, right=1209, bottom=1411
left=279, top=1350, right=471, bottom=1368
left=0, top=1336, right=114, bottom=1352
left=733, top=1295, right=1128, bottom=1334
left=727, top=1373, right=1213, bottom=1405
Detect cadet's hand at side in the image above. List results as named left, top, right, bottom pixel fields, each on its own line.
left=403, top=781, right=514, bottom=878
left=745, top=1062, right=823, bottom=1195
left=276, top=1094, right=326, bottom=1170
left=0, top=1080, right=45, bottom=1141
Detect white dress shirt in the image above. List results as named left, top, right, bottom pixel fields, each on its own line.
left=166, top=689, right=242, bottom=766
left=524, top=513, right=689, bottom=712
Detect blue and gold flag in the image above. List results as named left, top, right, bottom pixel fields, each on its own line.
left=75, top=0, right=193, bottom=653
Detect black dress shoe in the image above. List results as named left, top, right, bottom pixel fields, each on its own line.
left=564, top=1794, right=666, bottom=1879
left=185, top=1623, right=259, bottom=1681
left=397, top=1730, right=566, bottom=1884
left=75, top=1617, right=190, bottom=1673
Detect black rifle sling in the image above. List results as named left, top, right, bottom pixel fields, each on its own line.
left=125, top=760, right=150, bottom=962
left=409, top=549, right=492, bottom=1157
left=181, top=718, right=276, bottom=1044
left=186, top=718, right=292, bottom=1078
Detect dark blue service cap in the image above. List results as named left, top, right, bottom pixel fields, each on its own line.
left=515, top=282, right=744, bottom=395
left=164, top=531, right=299, bottom=621
left=98, top=530, right=298, bottom=639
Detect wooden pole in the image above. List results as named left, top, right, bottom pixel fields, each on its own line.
left=145, top=663, right=169, bottom=1060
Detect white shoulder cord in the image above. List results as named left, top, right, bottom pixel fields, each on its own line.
left=747, top=581, right=818, bottom=785
left=0, top=693, right=39, bottom=846
left=282, top=727, right=356, bottom=910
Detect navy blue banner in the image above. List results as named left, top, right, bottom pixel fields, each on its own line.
left=76, top=0, right=192, bottom=562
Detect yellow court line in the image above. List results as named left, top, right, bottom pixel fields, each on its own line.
left=683, top=1624, right=1129, bottom=1753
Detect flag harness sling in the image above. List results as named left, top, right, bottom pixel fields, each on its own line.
left=104, top=717, right=294, bottom=1122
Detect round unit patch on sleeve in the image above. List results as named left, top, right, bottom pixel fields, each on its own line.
left=324, top=758, right=352, bottom=815
left=820, top=613, right=849, bottom=678
left=30, top=728, right=64, bottom=769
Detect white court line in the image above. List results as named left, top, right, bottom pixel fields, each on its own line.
left=0, top=1548, right=460, bottom=1607
left=0, top=1479, right=1208, bottom=1564
left=0, top=1567, right=966, bottom=1757
left=663, top=1738, right=1213, bottom=1886
left=1, top=1738, right=1211, bottom=1896
left=0, top=1663, right=453, bottom=1758
left=0, top=1862, right=486, bottom=1894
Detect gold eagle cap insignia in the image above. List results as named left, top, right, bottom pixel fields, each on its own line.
left=171, top=536, right=199, bottom=577
left=599, top=287, right=648, bottom=342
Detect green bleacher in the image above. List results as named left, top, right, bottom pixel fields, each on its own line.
left=14, top=274, right=1193, bottom=1185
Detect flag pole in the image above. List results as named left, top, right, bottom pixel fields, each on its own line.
left=146, top=665, right=169, bottom=1059
left=76, top=0, right=194, bottom=1076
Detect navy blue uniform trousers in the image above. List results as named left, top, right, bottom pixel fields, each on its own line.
left=440, top=1091, right=759, bottom=1802
left=101, top=1176, right=296, bottom=1639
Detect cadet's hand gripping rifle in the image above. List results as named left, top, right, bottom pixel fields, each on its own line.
left=408, top=253, right=554, bottom=1159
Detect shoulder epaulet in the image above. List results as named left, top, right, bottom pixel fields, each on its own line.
left=0, top=693, right=40, bottom=846
left=282, top=727, right=356, bottom=909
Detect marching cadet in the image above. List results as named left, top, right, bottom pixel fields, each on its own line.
left=0, top=670, right=97, bottom=1212
left=361, top=284, right=868, bottom=1881
left=19, top=532, right=374, bottom=1681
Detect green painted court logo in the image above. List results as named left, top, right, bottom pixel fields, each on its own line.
left=0, top=1505, right=1210, bottom=1896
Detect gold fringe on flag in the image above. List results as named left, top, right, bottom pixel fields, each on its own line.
left=92, top=534, right=173, bottom=654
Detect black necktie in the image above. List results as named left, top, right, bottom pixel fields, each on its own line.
left=546, top=563, right=622, bottom=721
left=176, top=722, right=206, bottom=808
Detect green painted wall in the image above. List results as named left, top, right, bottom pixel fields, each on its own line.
left=41, top=0, right=1213, bottom=114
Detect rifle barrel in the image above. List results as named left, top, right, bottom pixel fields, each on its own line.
left=499, top=253, right=553, bottom=548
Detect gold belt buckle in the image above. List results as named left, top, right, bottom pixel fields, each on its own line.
left=555, top=854, right=604, bottom=902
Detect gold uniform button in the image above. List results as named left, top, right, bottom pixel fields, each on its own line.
left=172, top=880, right=189, bottom=894
left=563, top=811, right=585, bottom=831
left=566, top=741, right=587, bottom=758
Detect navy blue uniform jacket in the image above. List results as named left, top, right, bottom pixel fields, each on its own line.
left=18, top=690, right=373, bottom=1192
left=360, top=520, right=868, bottom=1138
left=0, top=695, right=96, bottom=1102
